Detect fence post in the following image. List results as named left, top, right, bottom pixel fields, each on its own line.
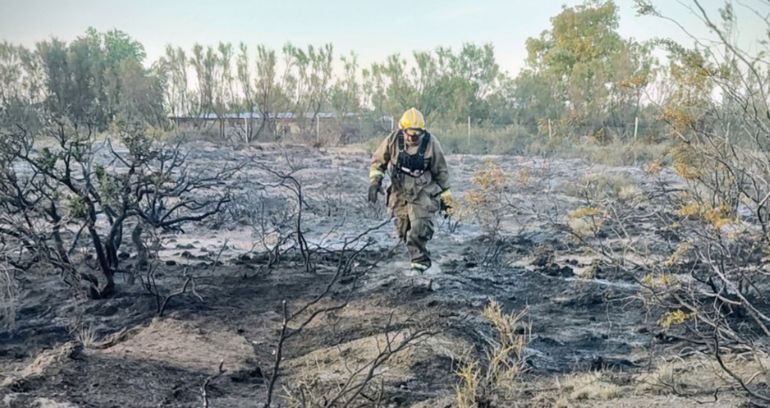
left=467, top=116, right=471, bottom=146
left=634, top=116, right=639, bottom=143
left=548, top=119, right=553, bottom=142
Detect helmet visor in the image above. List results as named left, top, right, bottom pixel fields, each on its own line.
left=404, top=128, right=424, bottom=137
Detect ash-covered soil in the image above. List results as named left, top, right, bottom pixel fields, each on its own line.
left=0, top=142, right=747, bottom=407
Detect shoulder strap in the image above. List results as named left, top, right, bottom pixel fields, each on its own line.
left=417, top=132, right=431, bottom=158
left=397, top=130, right=404, bottom=152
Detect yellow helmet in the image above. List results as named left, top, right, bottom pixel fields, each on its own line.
left=398, top=108, right=426, bottom=130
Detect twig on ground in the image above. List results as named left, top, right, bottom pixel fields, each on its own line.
left=202, top=360, right=226, bottom=408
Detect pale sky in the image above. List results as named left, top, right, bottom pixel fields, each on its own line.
left=0, top=0, right=766, bottom=75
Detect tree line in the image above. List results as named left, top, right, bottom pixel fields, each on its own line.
left=0, top=0, right=761, bottom=147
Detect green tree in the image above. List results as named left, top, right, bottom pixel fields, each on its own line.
left=517, top=0, right=654, bottom=140
left=36, top=35, right=105, bottom=127
left=121, top=59, right=166, bottom=127
left=35, top=28, right=158, bottom=129
left=101, top=28, right=146, bottom=119
left=255, top=44, right=283, bottom=139
left=214, top=42, right=235, bottom=139
left=157, top=46, right=190, bottom=128
left=282, top=43, right=334, bottom=139
left=190, top=44, right=215, bottom=128
left=362, top=63, right=390, bottom=131
left=366, top=54, right=416, bottom=120
left=330, top=52, right=362, bottom=142
left=235, top=42, right=256, bottom=142
left=443, top=43, right=502, bottom=122
left=363, top=44, right=507, bottom=127
left=0, top=43, right=45, bottom=106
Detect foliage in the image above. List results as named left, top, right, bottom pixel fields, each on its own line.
left=31, top=28, right=163, bottom=129
left=282, top=43, right=334, bottom=141
left=453, top=159, right=509, bottom=235
left=1, top=11, right=668, bottom=150
left=515, top=1, right=656, bottom=140
left=455, top=301, right=530, bottom=407
left=0, top=105, right=237, bottom=298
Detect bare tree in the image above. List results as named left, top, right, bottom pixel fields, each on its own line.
left=236, top=43, right=257, bottom=143
left=256, top=45, right=285, bottom=140
left=630, top=1, right=770, bottom=403
left=1, top=104, right=239, bottom=298
left=259, top=210, right=417, bottom=407
left=214, top=42, right=235, bottom=140
left=159, top=46, right=190, bottom=132
left=282, top=43, right=334, bottom=142
left=330, top=52, right=362, bottom=144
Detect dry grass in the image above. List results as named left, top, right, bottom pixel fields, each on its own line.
left=454, top=301, right=530, bottom=407
left=101, top=318, right=254, bottom=373
left=75, top=324, right=98, bottom=349
left=635, top=362, right=678, bottom=395
left=0, top=262, right=17, bottom=332
left=524, top=353, right=767, bottom=406
left=563, top=172, right=638, bottom=200
left=452, top=159, right=510, bottom=236
left=564, top=372, right=621, bottom=401
left=1, top=342, right=79, bottom=387
left=635, top=353, right=770, bottom=397
left=455, top=360, right=480, bottom=408
left=563, top=141, right=670, bottom=167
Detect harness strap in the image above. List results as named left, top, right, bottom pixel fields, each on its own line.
left=396, top=131, right=431, bottom=157
left=399, top=166, right=424, bottom=177
left=418, top=131, right=430, bottom=158
left=394, top=131, right=431, bottom=177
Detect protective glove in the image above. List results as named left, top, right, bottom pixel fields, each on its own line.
left=439, top=189, right=453, bottom=217
left=368, top=180, right=382, bottom=203
left=440, top=199, right=452, bottom=213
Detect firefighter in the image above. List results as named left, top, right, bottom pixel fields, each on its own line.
left=368, top=108, right=451, bottom=272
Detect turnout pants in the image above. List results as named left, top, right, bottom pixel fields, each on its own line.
left=389, top=190, right=438, bottom=268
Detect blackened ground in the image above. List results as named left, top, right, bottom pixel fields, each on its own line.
left=0, top=143, right=748, bottom=407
